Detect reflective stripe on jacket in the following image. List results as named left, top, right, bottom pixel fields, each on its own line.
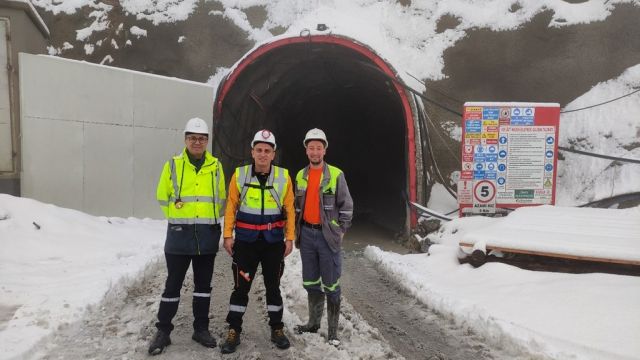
left=233, top=164, right=291, bottom=243
left=295, top=163, right=353, bottom=252
left=156, top=149, right=226, bottom=254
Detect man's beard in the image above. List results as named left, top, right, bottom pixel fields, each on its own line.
left=310, top=159, right=322, bottom=166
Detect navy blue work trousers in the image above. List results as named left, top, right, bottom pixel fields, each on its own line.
left=156, top=253, right=215, bottom=333
left=299, top=225, right=342, bottom=303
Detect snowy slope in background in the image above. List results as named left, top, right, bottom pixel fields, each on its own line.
left=0, top=194, right=165, bottom=359
left=557, top=64, right=640, bottom=205
left=32, top=0, right=640, bottom=81
left=33, top=0, right=640, bottom=205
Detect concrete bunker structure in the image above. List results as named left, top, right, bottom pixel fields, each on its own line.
left=214, top=34, right=426, bottom=234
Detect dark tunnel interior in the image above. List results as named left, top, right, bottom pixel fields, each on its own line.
left=213, top=42, right=409, bottom=235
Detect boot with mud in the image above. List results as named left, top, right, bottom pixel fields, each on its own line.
left=270, top=327, right=291, bottom=349
left=220, top=328, right=241, bottom=354
left=327, top=299, right=341, bottom=346
left=192, top=329, right=217, bottom=348
left=148, top=329, right=171, bottom=355
left=295, top=292, right=325, bottom=334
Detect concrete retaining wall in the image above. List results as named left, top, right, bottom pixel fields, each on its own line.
left=19, top=54, right=214, bottom=218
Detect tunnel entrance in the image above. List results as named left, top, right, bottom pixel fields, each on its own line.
left=213, top=35, right=418, bottom=235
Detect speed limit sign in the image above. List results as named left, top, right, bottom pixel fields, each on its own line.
left=473, top=180, right=496, bottom=203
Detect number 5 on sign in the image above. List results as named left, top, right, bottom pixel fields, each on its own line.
left=474, top=180, right=496, bottom=203
left=472, top=180, right=496, bottom=214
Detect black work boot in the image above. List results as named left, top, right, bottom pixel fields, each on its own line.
left=270, top=327, right=291, bottom=349
left=220, top=328, right=241, bottom=354
left=327, top=299, right=341, bottom=346
left=148, top=329, right=171, bottom=355
left=295, top=292, right=325, bottom=334
left=192, top=329, right=217, bottom=348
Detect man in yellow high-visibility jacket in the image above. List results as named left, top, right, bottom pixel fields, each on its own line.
left=219, top=129, right=295, bottom=354
left=148, top=118, right=226, bottom=356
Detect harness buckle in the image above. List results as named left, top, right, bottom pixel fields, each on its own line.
left=267, top=222, right=272, bottom=231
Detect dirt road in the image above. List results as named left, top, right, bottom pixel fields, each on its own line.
left=32, top=224, right=535, bottom=360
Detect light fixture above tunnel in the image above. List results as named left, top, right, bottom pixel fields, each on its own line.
left=213, top=34, right=423, bottom=234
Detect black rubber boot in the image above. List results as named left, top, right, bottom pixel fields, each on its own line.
left=192, top=329, right=217, bottom=348
left=220, top=328, right=241, bottom=354
left=148, top=330, right=171, bottom=355
left=295, top=292, right=325, bottom=334
left=327, top=299, right=341, bottom=346
left=270, top=327, right=291, bottom=349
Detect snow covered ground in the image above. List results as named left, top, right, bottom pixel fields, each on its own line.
left=2, top=195, right=640, bottom=359
left=367, top=203, right=640, bottom=360
left=0, top=194, right=165, bottom=359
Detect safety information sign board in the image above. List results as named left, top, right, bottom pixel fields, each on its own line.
left=458, top=102, right=560, bottom=215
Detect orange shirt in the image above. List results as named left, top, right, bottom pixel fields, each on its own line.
left=303, top=167, right=323, bottom=224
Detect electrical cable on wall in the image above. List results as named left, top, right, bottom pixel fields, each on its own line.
left=385, top=67, right=639, bottom=164
left=405, top=71, right=464, bottom=104
left=560, top=87, right=640, bottom=113
left=558, top=146, right=640, bottom=164
left=415, top=96, right=458, bottom=200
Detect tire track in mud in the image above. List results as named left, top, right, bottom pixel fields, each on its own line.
left=341, top=250, right=494, bottom=360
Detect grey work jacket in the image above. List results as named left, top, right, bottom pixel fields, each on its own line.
left=294, top=163, right=354, bottom=252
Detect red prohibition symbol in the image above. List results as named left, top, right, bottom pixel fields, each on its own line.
left=473, top=180, right=496, bottom=203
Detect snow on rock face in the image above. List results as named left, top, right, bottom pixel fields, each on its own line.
left=33, top=0, right=637, bottom=81
left=558, top=64, right=640, bottom=205
left=129, top=25, right=148, bottom=38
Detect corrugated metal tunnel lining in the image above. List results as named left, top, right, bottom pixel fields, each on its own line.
left=214, top=35, right=417, bottom=235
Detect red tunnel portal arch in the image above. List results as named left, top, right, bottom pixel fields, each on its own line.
left=215, top=35, right=417, bottom=226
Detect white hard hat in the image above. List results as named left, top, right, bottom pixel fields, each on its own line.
left=251, top=129, right=277, bottom=150
left=184, top=117, right=209, bottom=135
left=303, top=128, right=328, bottom=148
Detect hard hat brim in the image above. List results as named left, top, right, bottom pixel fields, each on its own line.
left=304, top=139, right=328, bottom=148
left=252, top=140, right=277, bottom=150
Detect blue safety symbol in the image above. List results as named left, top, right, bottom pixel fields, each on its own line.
left=499, top=136, right=507, bottom=144
left=488, top=146, right=496, bottom=153
left=476, top=145, right=484, bottom=153
left=546, top=150, right=553, bottom=158
left=546, top=136, right=554, bottom=145
left=513, top=108, right=521, bottom=116
left=475, top=163, right=484, bottom=170
left=525, top=108, right=533, bottom=116
left=487, top=163, right=495, bottom=170
left=545, top=164, right=553, bottom=172
left=499, top=150, right=507, bottom=158
left=497, top=177, right=506, bottom=185
left=498, top=164, right=506, bottom=171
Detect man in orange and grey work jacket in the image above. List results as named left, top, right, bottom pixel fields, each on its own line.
left=294, top=128, right=353, bottom=346
left=219, top=129, right=295, bottom=354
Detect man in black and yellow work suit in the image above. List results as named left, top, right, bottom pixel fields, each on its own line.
left=220, top=129, right=295, bottom=354
left=149, top=117, right=226, bottom=355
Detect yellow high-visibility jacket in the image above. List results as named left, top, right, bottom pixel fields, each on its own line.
left=156, top=149, right=226, bottom=254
